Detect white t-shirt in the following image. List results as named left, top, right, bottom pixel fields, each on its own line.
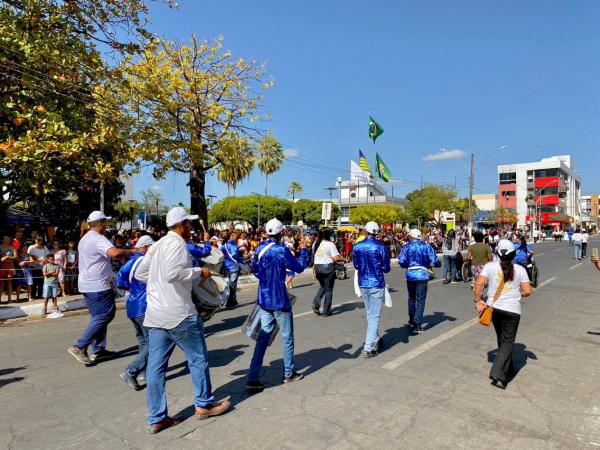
left=313, top=240, right=340, bottom=265
left=582, top=233, right=589, bottom=243
left=77, top=230, right=115, bottom=293
left=27, top=245, right=49, bottom=267
left=572, top=232, right=583, bottom=242
left=480, top=262, right=530, bottom=315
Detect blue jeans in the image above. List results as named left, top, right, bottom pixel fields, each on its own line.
left=443, top=255, right=457, bottom=280
left=227, top=270, right=239, bottom=306
left=407, top=280, right=428, bottom=328
left=248, top=309, right=295, bottom=381
left=126, top=316, right=149, bottom=377
left=75, top=289, right=116, bottom=353
left=360, top=287, right=384, bottom=351
left=146, top=315, right=214, bottom=426
left=573, top=241, right=582, bottom=259
left=43, top=283, right=60, bottom=299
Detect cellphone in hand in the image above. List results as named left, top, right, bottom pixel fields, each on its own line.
left=593, top=248, right=599, bottom=259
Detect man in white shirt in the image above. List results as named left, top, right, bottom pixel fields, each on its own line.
left=135, top=207, right=230, bottom=434
left=582, top=230, right=589, bottom=258
left=68, top=211, right=132, bottom=366
left=572, top=228, right=583, bottom=260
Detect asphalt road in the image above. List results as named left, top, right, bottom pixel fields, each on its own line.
left=1, top=240, right=600, bottom=449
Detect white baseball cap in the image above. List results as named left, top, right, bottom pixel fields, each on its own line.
left=87, top=211, right=111, bottom=222
left=365, top=221, right=379, bottom=234
left=166, top=206, right=199, bottom=227
left=496, top=239, right=515, bottom=256
left=409, top=228, right=422, bottom=240
left=135, top=235, right=155, bottom=248
left=265, top=218, right=285, bottom=236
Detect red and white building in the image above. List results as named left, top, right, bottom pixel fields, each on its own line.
left=497, top=155, right=581, bottom=231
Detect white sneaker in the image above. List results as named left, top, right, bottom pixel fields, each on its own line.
left=47, top=310, right=64, bottom=319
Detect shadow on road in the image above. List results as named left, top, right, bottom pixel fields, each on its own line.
left=330, top=302, right=362, bottom=316
left=0, top=377, right=25, bottom=388
left=381, top=311, right=457, bottom=351
left=587, top=331, right=600, bottom=336
left=165, top=345, right=249, bottom=382
left=0, top=366, right=27, bottom=376
left=205, top=315, right=248, bottom=337
left=487, top=343, right=537, bottom=383
left=0, top=366, right=27, bottom=389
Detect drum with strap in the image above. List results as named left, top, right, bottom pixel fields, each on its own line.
left=190, top=248, right=230, bottom=322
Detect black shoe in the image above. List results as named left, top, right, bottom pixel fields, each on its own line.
left=246, top=380, right=265, bottom=391
left=312, top=306, right=321, bottom=316
left=491, top=378, right=507, bottom=390
left=89, top=349, right=117, bottom=362
left=283, top=372, right=304, bottom=383
left=363, top=349, right=378, bottom=358
left=119, top=370, right=142, bottom=391
left=323, top=312, right=332, bottom=317
left=412, top=325, right=423, bottom=335
left=408, top=316, right=415, bottom=327
left=376, top=337, right=384, bottom=350
left=225, top=302, right=239, bottom=310
left=442, top=279, right=451, bottom=285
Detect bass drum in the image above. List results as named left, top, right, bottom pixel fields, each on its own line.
left=238, top=260, right=252, bottom=275
left=191, top=275, right=230, bottom=322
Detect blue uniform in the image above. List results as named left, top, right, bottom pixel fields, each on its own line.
left=399, top=240, right=441, bottom=282
left=352, top=236, right=391, bottom=288
left=116, top=253, right=147, bottom=320
left=514, top=244, right=531, bottom=265
left=223, top=240, right=241, bottom=273
left=252, top=239, right=308, bottom=312
left=186, top=241, right=212, bottom=267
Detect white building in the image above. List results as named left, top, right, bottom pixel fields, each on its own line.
left=472, top=194, right=497, bottom=212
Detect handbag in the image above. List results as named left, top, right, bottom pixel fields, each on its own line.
left=479, top=275, right=505, bottom=326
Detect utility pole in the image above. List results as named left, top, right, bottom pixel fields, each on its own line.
left=99, top=181, right=105, bottom=212
left=468, top=152, right=474, bottom=233
left=337, top=177, right=342, bottom=228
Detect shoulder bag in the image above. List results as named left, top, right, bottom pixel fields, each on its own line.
left=479, top=274, right=505, bottom=326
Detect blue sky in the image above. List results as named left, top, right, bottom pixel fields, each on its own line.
left=133, top=0, right=600, bottom=206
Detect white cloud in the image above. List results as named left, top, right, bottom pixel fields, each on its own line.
left=423, top=148, right=467, bottom=162
left=283, top=148, right=300, bottom=158
left=151, top=184, right=164, bottom=191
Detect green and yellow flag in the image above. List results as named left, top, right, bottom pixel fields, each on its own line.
left=376, top=153, right=391, bottom=182
left=369, top=115, right=384, bottom=143
left=358, top=150, right=374, bottom=178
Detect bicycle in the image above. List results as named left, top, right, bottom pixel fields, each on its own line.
left=461, top=259, right=472, bottom=283
left=527, top=259, right=539, bottom=288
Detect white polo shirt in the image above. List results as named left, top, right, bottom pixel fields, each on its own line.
left=77, top=230, right=115, bottom=293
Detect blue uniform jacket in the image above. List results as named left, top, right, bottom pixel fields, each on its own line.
left=252, top=239, right=308, bottom=312
left=398, top=240, right=441, bottom=282
left=514, top=243, right=531, bottom=265
left=352, top=236, right=391, bottom=289
left=187, top=242, right=212, bottom=267
left=116, top=253, right=147, bottom=320
left=223, top=240, right=241, bottom=273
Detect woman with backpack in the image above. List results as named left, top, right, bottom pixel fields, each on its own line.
left=474, top=239, right=532, bottom=389
left=442, top=230, right=460, bottom=284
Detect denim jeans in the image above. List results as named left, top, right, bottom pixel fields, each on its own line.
left=126, top=316, right=149, bottom=377
left=360, top=287, right=384, bottom=351
left=313, top=268, right=336, bottom=314
left=573, top=241, right=582, bottom=259
left=227, top=270, right=239, bottom=306
left=146, top=314, right=214, bottom=426
left=582, top=242, right=587, bottom=258
left=248, top=309, right=295, bottom=381
left=75, top=289, right=116, bottom=354
left=443, top=255, right=457, bottom=280
left=406, top=280, right=428, bottom=328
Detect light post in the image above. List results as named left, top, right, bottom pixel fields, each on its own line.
left=207, top=194, right=217, bottom=208
left=336, top=177, right=342, bottom=228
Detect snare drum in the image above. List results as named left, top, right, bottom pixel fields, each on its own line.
left=241, top=294, right=296, bottom=346
left=238, top=260, right=252, bottom=275
left=191, top=275, right=230, bottom=322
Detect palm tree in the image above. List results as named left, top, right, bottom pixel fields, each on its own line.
left=216, top=137, right=255, bottom=196
left=257, top=132, right=284, bottom=195
left=288, top=181, right=303, bottom=202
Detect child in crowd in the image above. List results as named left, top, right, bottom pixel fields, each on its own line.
left=65, top=241, right=78, bottom=295
left=16, top=246, right=34, bottom=302
left=42, top=254, right=63, bottom=318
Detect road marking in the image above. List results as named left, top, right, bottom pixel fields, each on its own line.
left=569, top=263, right=584, bottom=271
left=536, top=276, right=556, bottom=289
left=382, top=317, right=479, bottom=370
left=210, top=300, right=358, bottom=339
left=536, top=253, right=545, bottom=256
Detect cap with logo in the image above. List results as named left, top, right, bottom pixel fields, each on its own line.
left=135, top=235, right=155, bottom=248
left=364, top=221, right=380, bottom=234
left=87, top=211, right=112, bottom=222
left=409, top=228, right=422, bottom=240
left=166, top=207, right=199, bottom=228
left=496, top=239, right=515, bottom=256
left=265, top=218, right=285, bottom=236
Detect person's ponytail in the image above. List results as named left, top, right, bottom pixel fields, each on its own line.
left=500, top=252, right=515, bottom=282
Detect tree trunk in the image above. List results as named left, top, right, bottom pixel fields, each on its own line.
left=264, top=173, right=268, bottom=196
left=189, top=160, right=208, bottom=227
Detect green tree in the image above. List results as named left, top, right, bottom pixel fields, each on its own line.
left=405, top=185, right=457, bottom=226
left=287, top=181, right=303, bottom=202
left=139, top=188, right=163, bottom=215
left=216, top=137, right=255, bottom=196
left=114, top=200, right=141, bottom=227
left=453, top=197, right=477, bottom=222
left=349, top=205, right=403, bottom=225
left=208, top=195, right=292, bottom=229
left=257, top=132, right=284, bottom=196
left=113, top=35, right=275, bottom=224
left=292, top=199, right=338, bottom=228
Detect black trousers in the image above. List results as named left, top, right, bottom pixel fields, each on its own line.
left=313, top=267, right=336, bottom=315
left=490, top=308, right=520, bottom=383
left=582, top=242, right=587, bottom=258
left=30, top=268, right=44, bottom=299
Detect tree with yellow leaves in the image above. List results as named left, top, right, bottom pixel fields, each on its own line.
left=113, top=35, right=280, bottom=223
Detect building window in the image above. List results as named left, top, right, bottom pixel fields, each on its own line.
left=539, top=187, right=559, bottom=195
left=499, top=172, right=516, bottom=184
left=534, top=168, right=559, bottom=177
left=501, top=190, right=516, bottom=197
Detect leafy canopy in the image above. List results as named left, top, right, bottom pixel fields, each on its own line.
left=209, top=195, right=292, bottom=228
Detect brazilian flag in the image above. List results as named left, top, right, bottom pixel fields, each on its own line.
left=376, top=153, right=391, bottom=182
left=369, top=116, right=384, bottom=143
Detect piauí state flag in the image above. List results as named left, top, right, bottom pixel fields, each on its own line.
left=358, top=150, right=374, bottom=179
left=369, top=116, right=384, bottom=143
left=376, top=153, right=391, bottom=182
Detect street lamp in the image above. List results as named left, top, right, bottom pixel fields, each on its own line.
left=336, top=177, right=342, bottom=228
left=207, top=194, right=217, bottom=208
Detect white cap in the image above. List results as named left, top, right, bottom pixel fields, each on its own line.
left=409, top=229, right=422, bottom=240
left=265, top=218, right=285, bottom=236
left=87, top=211, right=111, bottom=222
left=496, top=239, right=515, bottom=256
left=135, top=235, right=155, bottom=248
left=365, top=221, right=379, bottom=234
left=166, top=207, right=198, bottom=228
